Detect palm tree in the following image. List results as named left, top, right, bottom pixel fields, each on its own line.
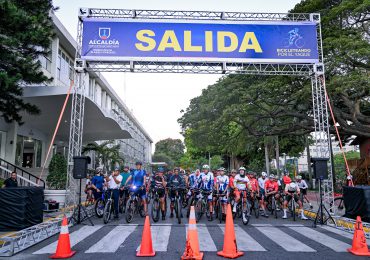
left=82, top=140, right=124, bottom=173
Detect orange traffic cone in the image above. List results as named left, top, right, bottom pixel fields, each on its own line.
left=347, top=216, right=370, bottom=256
left=50, top=216, right=76, bottom=259
left=217, top=204, right=244, bottom=259
left=181, top=206, right=203, bottom=260
left=137, top=216, right=155, bottom=257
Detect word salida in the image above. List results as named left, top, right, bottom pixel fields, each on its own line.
left=135, top=30, right=263, bottom=53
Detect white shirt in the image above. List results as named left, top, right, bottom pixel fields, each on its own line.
left=258, top=177, right=267, bottom=189
left=297, top=180, right=308, bottom=189
left=108, top=174, right=122, bottom=189
left=234, top=174, right=249, bottom=190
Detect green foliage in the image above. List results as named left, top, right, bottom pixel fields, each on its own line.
left=0, top=0, right=56, bottom=124
left=152, top=138, right=185, bottom=168
left=152, top=153, right=175, bottom=169
left=82, top=140, right=124, bottom=172
left=47, top=154, right=67, bottom=190
left=334, top=151, right=360, bottom=182
left=0, top=178, right=4, bottom=188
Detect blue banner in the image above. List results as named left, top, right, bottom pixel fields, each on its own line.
left=81, top=19, right=319, bottom=63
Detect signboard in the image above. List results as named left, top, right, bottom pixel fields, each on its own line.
left=81, top=19, right=319, bottom=63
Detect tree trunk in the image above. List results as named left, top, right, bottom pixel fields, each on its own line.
left=306, top=136, right=312, bottom=178
left=264, top=138, right=270, bottom=174
left=275, top=136, right=280, bottom=177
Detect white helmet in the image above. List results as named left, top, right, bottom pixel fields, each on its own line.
left=269, top=174, right=275, bottom=179
left=288, top=182, right=297, bottom=192
left=202, top=165, right=210, bottom=169
left=239, top=166, right=246, bottom=171
left=261, top=172, right=267, bottom=177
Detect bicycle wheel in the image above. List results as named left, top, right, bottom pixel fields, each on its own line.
left=186, top=197, right=193, bottom=218
left=103, top=200, right=112, bottom=224
left=125, top=199, right=134, bottom=223
left=151, top=198, right=160, bottom=222
left=292, top=201, right=296, bottom=221
left=242, top=199, right=250, bottom=225
left=205, top=200, right=211, bottom=219
left=218, top=200, right=223, bottom=223
left=95, top=198, right=104, bottom=218
left=254, top=198, right=260, bottom=218
left=177, top=198, right=182, bottom=224
left=195, top=199, right=203, bottom=222
left=273, top=199, right=278, bottom=219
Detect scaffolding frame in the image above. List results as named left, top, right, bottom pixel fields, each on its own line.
left=66, top=8, right=335, bottom=212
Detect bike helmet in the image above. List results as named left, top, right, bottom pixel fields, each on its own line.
left=135, top=161, right=143, bottom=165
left=250, top=171, right=256, bottom=177
left=261, top=172, right=267, bottom=177
left=239, top=166, right=246, bottom=171
left=158, top=167, right=164, bottom=173
left=295, top=175, right=302, bottom=180
left=202, top=165, right=210, bottom=169
left=95, top=167, right=103, bottom=174
left=269, top=174, right=276, bottom=179
left=218, top=167, right=226, bottom=171
left=288, top=182, right=297, bottom=192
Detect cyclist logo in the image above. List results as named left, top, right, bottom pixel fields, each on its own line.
left=283, top=28, right=305, bottom=48
left=99, top=28, right=111, bottom=40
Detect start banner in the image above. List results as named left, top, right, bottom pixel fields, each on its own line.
left=81, top=18, right=319, bottom=64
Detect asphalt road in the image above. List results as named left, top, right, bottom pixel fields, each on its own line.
left=14, top=205, right=368, bottom=260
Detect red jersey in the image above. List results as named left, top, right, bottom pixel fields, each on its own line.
left=264, top=180, right=278, bottom=192
left=229, top=177, right=235, bottom=188
left=283, top=176, right=292, bottom=185
left=249, top=178, right=259, bottom=192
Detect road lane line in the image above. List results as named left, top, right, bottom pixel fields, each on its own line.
left=219, top=224, right=266, bottom=251
left=186, top=224, right=217, bottom=251
left=318, top=225, right=370, bottom=245
left=33, top=225, right=103, bottom=254
left=86, top=225, right=137, bottom=253
left=256, top=225, right=315, bottom=252
left=289, top=226, right=351, bottom=252
left=137, top=225, right=171, bottom=252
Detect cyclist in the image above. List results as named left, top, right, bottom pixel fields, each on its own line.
left=229, top=169, right=237, bottom=190
left=233, top=167, right=250, bottom=220
left=168, top=167, right=185, bottom=218
left=248, top=171, right=260, bottom=203
left=295, top=175, right=312, bottom=208
left=258, top=172, right=268, bottom=217
left=265, top=174, right=280, bottom=210
left=152, top=167, right=167, bottom=220
left=91, top=167, right=105, bottom=200
left=216, top=167, right=229, bottom=217
left=105, top=167, right=123, bottom=219
left=288, top=28, right=299, bottom=45
left=125, top=161, right=148, bottom=215
left=119, top=166, right=131, bottom=212
left=200, top=164, right=214, bottom=221
left=187, top=169, right=201, bottom=198
left=283, top=181, right=308, bottom=220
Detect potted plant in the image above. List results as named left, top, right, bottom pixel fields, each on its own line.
left=44, top=153, right=68, bottom=208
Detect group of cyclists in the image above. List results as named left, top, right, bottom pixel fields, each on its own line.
left=86, top=161, right=312, bottom=223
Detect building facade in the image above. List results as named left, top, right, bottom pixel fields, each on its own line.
left=0, top=14, right=152, bottom=177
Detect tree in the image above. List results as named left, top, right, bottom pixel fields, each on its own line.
left=154, top=138, right=185, bottom=165
left=334, top=151, right=360, bottom=182
left=82, top=140, right=124, bottom=172
left=47, top=153, right=67, bottom=190
left=152, top=153, right=175, bottom=169
left=0, top=0, right=56, bottom=124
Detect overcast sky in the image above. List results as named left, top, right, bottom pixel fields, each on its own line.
left=53, top=0, right=301, bottom=148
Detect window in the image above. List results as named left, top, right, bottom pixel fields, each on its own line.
left=57, top=48, right=74, bottom=86
left=39, top=54, right=51, bottom=72
left=88, top=78, right=95, bottom=99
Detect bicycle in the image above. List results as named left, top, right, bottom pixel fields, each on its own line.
left=287, top=194, right=297, bottom=221
left=151, top=187, right=166, bottom=222
left=195, top=190, right=212, bottom=222
left=186, top=188, right=201, bottom=218
left=119, top=185, right=130, bottom=214
left=94, top=190, right=106, bottom=218
left=214, top=191, right=227, bottom=223
left=169, top=186, right=184, bottom=224
left=233, top=189, right=250, bottom=225
left=103, top=189, right=117, bottom=224
left=249, top=191, right=260, bottom=219
left=266, top=192, right=281, bottom=219
left=126, top=185, right=146, bottom=223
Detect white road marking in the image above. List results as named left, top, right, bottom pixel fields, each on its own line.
left=318, top=225, right=370, bottom=245
left=256, top=225, right=315, bottom=252
left=186, top=224, right=217, bottom=251
left=219, top=224, right=266, bottom=251
left=289, top=226, right=351, bottom=252
left=137, top=225, right=171, bottom=252
left=86, top=225, right=137, bottom=253
left=33, top=225, right=103, bottom=254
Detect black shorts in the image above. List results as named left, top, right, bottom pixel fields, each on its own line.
left=155, top=188, right=166, bottom=198
left=285, top=193, right=299, bottom=203
left=301, top=188, right=307, bottom=195
left=120, top=188, right=129, bottom=198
